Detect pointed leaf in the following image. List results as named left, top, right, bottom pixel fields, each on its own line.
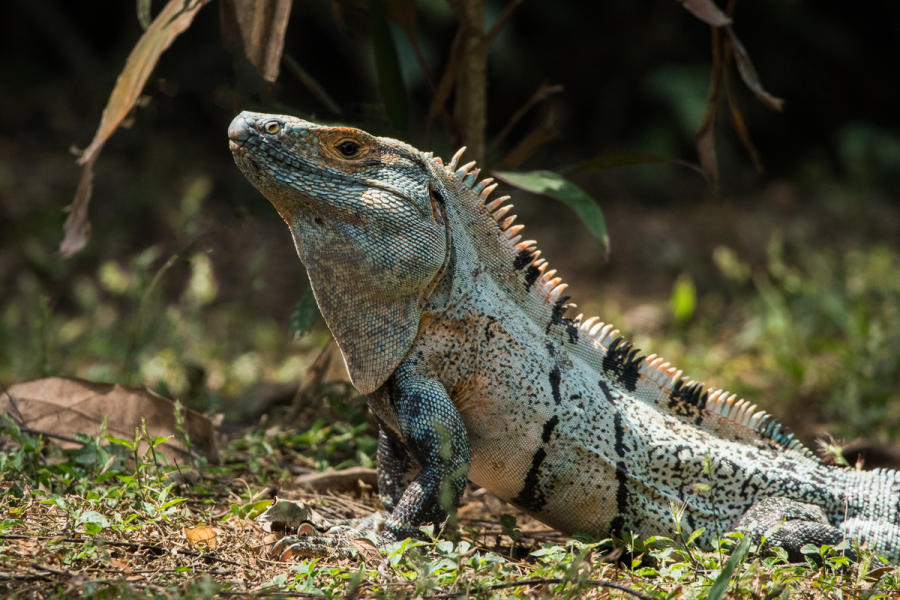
left=706, top=534, right=751, bottom=600
left=726, top=28, right=784, bottom=111
left=493, top=170, right=608, bottom=256
left=696, top=27, right=726, bottom=195
left=725, top=81, right=763, bottom=172
left=678, top=0, right=731, bottom=27
left=219, top=0, right=294, bottom=82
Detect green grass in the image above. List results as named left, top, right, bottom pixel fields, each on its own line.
left=2, top=405, right=900, bottom=598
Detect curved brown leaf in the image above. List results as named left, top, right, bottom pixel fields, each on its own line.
left=678, top=0, right=732, bottom=27
left=219, top=0, right=294, bottom=83
left=726, top=27, right=784, bottom=111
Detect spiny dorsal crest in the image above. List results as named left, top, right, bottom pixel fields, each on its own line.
left=435, top=146, right=816, bottom=461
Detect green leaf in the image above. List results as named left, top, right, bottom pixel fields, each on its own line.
left=77, top=510, right=110, bottom=535
left=493, top=170, right=609, bottom=256
left=706, top=534, right=751, bottom=600
left=290, top=290, right=321, bottom=339
left=136, top=0, right=152, bottom=30
left=369, top=0, right=407, bottom=130
left=684, top=526, right=706, bottom=547
left=670, top=274, right=697, bottom=324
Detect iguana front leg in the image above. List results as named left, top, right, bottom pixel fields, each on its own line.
left=273, top=361, right=471, bottom=559
left=381, top=361, right=471, bottom=538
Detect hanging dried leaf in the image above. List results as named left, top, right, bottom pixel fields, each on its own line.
left=60, top=0, right=212, bottom=257
left=725, top=61, right=763, bottom=172
left=696, top=27, right=726, bottom=194
left=677, top=0, right=731, bottom=27
left=219, top=0, right=294, bottom=82
left=726, top=27, right=784, bottom=111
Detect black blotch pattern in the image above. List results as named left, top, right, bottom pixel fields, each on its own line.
left=613, top=412, right=629, bottom=522
left=610, top=515, right=625, bottom=537
left=541, top=416, right=559, bottom=443
left=524, top=266, right=540, bottom=290
left=598, top=380, right=616, bottom=405
left=602, top=337, right=642, bottom=391
left=668, top=379, right=709, bottom=410
left=613, top=411, right=627, bottom=457
left=483, top=316, right=497, bottom=341
left=549, top=365, right=562, bottom=404
left=546, top=297, right=579, bottom=343
left=512, top=447, right=548, bottom=511
left=513, top=248, right=533, bottom=271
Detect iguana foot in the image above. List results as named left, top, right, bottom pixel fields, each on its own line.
left=272, top=513, right=409, bottom=560
left=732, top=497, right=855, bottom=562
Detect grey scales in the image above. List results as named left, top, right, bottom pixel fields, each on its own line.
left=228, top=111, right=900, bottom=562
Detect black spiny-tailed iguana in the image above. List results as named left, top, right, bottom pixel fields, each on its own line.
left=228, top=111, right=900, bottom=561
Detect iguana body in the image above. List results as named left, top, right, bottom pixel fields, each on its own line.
left=228, top=111, right=900, bottom=561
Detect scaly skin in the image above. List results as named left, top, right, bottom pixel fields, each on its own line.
left=228, top=111, right=900, bottom=562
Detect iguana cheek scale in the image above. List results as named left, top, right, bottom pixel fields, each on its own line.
left=229, top=111, right=900, bottom=561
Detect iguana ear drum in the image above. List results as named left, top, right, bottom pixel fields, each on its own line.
left=428, top=184, right=445, bottom=226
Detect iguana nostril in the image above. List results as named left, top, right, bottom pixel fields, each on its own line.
left=227, top=114, right=251, bottom=144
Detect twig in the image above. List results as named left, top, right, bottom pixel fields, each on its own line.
left=484, top=0, right=524, bottom=44
left=488, top=81, right=563, bottom=154
left=422, top=577, right=655, bottom=600
left=0, top=534, right=249, bottom=568
left=29, top=562, right=70, bottom=576
left=4, top=422, right=85, bottom=446
left=0, top=378, right=25, bottom=423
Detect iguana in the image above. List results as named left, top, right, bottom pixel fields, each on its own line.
left=228, top=111, right=900, bottom=562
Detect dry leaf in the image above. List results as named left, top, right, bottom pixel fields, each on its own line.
left=184, top=525, right=218, bottom=549
left=696, top=27, right=726, bottom=194
left=61, top=0, right=212, bottom=257
left=256, top=497, right=330, bottom=531
left=678, top=0, right=732, bottom=27
left=219, top=0, right=294, bottom=82
left=293, top=466, right=377, bottom=493
left=726, top=27, right=784, bottom=111
left=725, top=73, right=763, bottom=172
left=2, top=376, right=218, bottom=463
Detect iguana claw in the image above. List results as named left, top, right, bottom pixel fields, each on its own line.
left=271, top=514, right=394, bottom=560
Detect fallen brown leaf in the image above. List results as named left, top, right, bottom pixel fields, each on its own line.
left=184, top=525, right=218, bottom=549
left=293, top=466, right=377, bottom=494
left=2, top=376, right=218, bottom=463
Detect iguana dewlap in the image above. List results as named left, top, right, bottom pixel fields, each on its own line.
left=228, top=111, right=900, bottom=561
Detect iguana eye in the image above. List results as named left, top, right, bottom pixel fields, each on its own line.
left=336, top=140, right=361, bottom=158
left=264, top=121, right=281, bottom=134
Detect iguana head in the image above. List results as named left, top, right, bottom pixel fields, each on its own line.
left=229, top=111, right=449, bottom=393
